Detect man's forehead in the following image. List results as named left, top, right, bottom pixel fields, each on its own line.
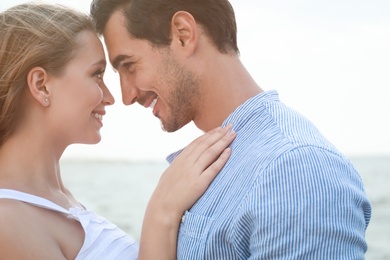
left=102, top=11, right=131, bottom=65
left=103, top=10, right=128, bottom=37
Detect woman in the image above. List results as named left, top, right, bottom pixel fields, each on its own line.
left=0, top=3, right=235, bottom=259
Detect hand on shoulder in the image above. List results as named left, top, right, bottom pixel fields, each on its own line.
left=138, top=125, right=235, bottom=260
left=149, top=124, right=236, bottom=222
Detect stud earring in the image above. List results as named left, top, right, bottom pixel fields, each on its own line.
left=45, top=98, right=48, bottom=102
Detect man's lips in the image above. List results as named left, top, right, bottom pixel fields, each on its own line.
left=139, top=93, right=158, bottom=108
left=138, top=92, right=159, bottom=116
left=150, top=97, right=158, bottom=109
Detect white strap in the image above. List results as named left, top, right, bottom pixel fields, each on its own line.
left=0, top=189, right=70, bottom=215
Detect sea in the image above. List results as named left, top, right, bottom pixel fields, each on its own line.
left=60, top=156, right=390, bottom=259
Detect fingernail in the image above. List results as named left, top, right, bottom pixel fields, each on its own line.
left=228, top=130, right=236, bottom=137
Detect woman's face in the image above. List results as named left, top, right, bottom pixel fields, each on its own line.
left=48, top=30, right=114, bottom=146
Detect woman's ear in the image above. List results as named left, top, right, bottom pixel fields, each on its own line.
left=170, top=11, right=198, bottom=55
left=27, top=67, right=50, bottom=107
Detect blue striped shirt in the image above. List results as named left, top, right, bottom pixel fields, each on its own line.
left=167, top=90, right=371, bottom=259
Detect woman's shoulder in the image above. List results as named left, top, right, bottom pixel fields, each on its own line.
left=0, top=197, right=32, bottom=218
left=0, top=199, right=52, bottom=239
left=0, top=198, right=79, bottom=259
left=0, top=199, right=60, bottom=257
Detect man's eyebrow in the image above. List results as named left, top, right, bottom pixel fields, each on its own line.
left=112, top=54, right=131, bottom=70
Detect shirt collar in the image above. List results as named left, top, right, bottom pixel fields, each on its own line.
left=167, top=90, right=279, bottom=163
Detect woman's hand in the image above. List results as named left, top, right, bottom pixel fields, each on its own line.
left=139, top=125, right=235, bottom=259
left=153, top=124, right=235, bottom=220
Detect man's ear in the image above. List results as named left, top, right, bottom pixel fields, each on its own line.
left=170, top=11, right=198, bottom=54
left=27, top=67, right=50, bottom=107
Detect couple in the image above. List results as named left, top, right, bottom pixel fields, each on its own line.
left=0, top=0, right=371, bottom=259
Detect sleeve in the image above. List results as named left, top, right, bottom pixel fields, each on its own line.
left=233, top=146, right=371, bottom=259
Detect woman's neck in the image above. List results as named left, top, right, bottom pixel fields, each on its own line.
left=0, top=134, right=77, bottom=208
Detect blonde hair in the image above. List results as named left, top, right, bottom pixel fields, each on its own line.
left=0, top=3, right=95, bottom=146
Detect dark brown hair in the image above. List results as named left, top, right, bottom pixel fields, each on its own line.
left=91, top=0, right=239, bottom=54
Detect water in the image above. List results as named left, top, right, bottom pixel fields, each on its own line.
left=61, top=156, right=390, bottom=259
left=351, top=156, right=390, bottom=259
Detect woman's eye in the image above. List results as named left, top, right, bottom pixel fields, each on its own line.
left=94, top=70, right=104, bottom=80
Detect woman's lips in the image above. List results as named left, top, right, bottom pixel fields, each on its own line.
left=92, top=112, right=103, bottom=121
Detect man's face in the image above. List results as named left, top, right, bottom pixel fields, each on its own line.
left=103, top=11, right=201, bottom=132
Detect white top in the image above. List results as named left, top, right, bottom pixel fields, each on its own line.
left=0, top=189, right=139, bottom=259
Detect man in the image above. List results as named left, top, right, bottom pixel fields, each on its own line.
left=91, top=0, right=371, bottom=258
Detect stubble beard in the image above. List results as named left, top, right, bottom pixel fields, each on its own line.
left=158, top=55, right=200, bottom=133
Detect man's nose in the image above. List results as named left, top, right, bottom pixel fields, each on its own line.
left=120, top=78, right=140, bottom=105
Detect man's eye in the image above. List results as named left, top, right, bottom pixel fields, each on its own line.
left=122, top=62, right=134, bottom=71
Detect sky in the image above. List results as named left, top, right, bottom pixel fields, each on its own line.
left=1, top=0, right=389, bottom=161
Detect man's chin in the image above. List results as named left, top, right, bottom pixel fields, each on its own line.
left=160, top=123, right=176, bottom=133
left=160, top=120, right=186, bottom=133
